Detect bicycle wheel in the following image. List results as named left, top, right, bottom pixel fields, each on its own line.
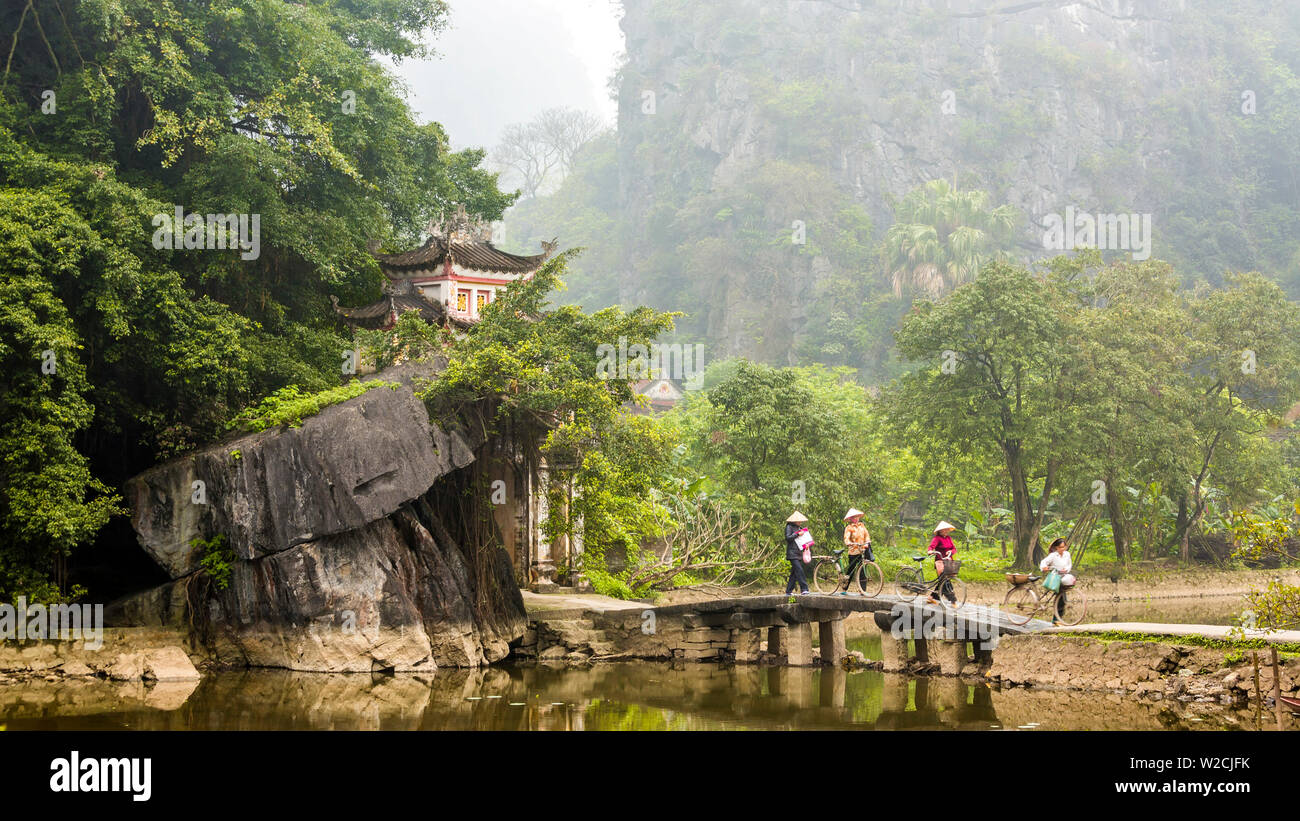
left=1056, top=588, right=1088, bottom=626
left=1002, top=585, right=1038, bottom=625
left=811, top=559, right=840, bottom=593
left=854, top=561, right=884, bottom=597
left=938, top=576, right=967, bottom=608
left=894, top=566, right=922, bottom=601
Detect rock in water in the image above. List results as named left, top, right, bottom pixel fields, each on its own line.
left=112, top=363, right=527, bottom=672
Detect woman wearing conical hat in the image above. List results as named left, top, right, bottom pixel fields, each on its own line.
left=783, top=511, right=812, bottom=596
left=840, top=508, right=870, bottom=595
left=927, top=521, right=958, bottom=606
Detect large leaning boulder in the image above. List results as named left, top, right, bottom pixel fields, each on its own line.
left=113, top=363, right=527, bottom=671
left=126, top=363, right=472, bottom=577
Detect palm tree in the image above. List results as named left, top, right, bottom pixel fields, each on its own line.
left=883, top=179, right=1020, bottom=297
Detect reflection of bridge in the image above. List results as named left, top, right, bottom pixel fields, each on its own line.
left=504, top=662, right=997, bottom=730
left=525, top=592, right=1051, bottom=671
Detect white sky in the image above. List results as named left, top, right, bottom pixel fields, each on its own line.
left=388, top=0, right=624, bottom=151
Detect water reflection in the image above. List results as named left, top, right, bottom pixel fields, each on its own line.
left=1, top=661, right=1288, bottom=731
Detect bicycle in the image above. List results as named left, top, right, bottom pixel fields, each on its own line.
left=894, top=554, right=967, bottom=607
left=1002, top=573, right=1087, bottom=626
left=810, top=546, right=884, bottom=596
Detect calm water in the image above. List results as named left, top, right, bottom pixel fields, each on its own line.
left=1, top=660, right=1289, bottom=731
left=0, top=594, right=1285, bottom=731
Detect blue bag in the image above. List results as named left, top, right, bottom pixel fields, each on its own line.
left=1043, top=570, right=1061, bottom=592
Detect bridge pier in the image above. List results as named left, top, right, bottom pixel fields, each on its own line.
left=933, top=639, right=971, bottom=676
left=766, top=625, right=785, bottom=658
left=765, top=623, right=813, bottom=665
left=876, top=609, right=936, bottom=668
left=786, top=622, right=814, bottom=666
left=730, top=628, right=760, bottom=663
left=818, top=618, right=847, bottom=666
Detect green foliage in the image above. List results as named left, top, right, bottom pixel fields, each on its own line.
left=1228, top=500, right=1300, bottom=630
left=228, top=381, right=398, bottom=432
left=356, top=311, right=449, bottom=371
left=419, top=252, right=679, bottom=584
left=666, top=360, right=884, bottom=561
left=888, top=255, right=1300, bottom=568
left=883, top=179, right=1020, bottom=297
left=585, top=568, right=637, bottom=601
left=0, top=187, right=123, bottom=602
left=0, top=0, right=513, bottom=596
left=192, top=534, right=236, bottom=591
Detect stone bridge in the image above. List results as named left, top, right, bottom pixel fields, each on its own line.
left=519, top=592, right=1051, bottom=671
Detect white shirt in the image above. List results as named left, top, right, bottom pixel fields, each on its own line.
left=1040, top=550, right=1072, bottom=575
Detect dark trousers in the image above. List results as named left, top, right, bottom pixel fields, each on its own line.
left=1055, top=588, right=1067, bottom=619
left=844, top=553, right=862, bottom=583
left=937, top=577, right=956, bottom=603
left=932, top=561, right=956, bottom=603
left=785, top=559, right=808, bottom=594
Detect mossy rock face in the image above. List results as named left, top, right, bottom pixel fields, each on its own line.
left=112, top=362, right=528, bottom=672
left=126, top=363, right=469, bottom=577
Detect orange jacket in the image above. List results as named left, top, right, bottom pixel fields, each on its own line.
left=843, top=522, right=870, bottom=554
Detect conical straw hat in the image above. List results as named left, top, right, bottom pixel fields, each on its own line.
left=786, top=511, right=808, bottom=523
left=843, top=508, right=864, bottom=521
left=933, top=520, right=956, bottom=533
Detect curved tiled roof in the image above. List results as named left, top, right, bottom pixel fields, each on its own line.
left=332, top=293, right=466, bottom=330
left=376, top=236, right=549, bottom=275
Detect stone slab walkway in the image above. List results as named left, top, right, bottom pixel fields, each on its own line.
left=521, top=590, right=649, bottom=619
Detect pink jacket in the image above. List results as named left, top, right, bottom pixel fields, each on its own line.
left=928, top=534, right=955, bottom=559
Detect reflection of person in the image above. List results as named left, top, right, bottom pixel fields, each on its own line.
left=1039, top=537, right=1073, bottom=625
left=784, top=511, right=811, bottom=596
left=841, top=508, right=870, bottom=594
left=927, top=521, right=958, bottom=606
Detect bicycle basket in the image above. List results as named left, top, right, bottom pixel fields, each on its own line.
left=1005, top=572, right=1030, bottom=585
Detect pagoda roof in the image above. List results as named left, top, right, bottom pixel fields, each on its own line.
left=372, top=203, right=556, bottom=276
left=375, top=235, right=550, bottom=275
left=331, top=293, right=469, bottom=331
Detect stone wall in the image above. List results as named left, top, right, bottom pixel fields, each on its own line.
left=987, top=634, right=1300, bottom=705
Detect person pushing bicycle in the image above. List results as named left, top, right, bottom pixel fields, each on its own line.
left=926, top=521, right=959, bottom=606
left=1039, top=537, right=1074, bottom=625
left=841, top=508, right=871, bottom=593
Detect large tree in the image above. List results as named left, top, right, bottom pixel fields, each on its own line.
left=889, top=260, right=1087, bottom=567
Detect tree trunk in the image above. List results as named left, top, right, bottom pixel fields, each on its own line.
left=1106, top=473, right=1127, bottom=564
left=1170, top=495, right=1189, bottom=562
left=1006, top=443, right=1036, bottom=568
left=1003, top=441, right=1045, bottom=571
left=1026, top=459, right=1056, bottom=567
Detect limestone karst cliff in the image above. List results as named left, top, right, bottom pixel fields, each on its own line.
left=509, top=0, right=1297, bottom=378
